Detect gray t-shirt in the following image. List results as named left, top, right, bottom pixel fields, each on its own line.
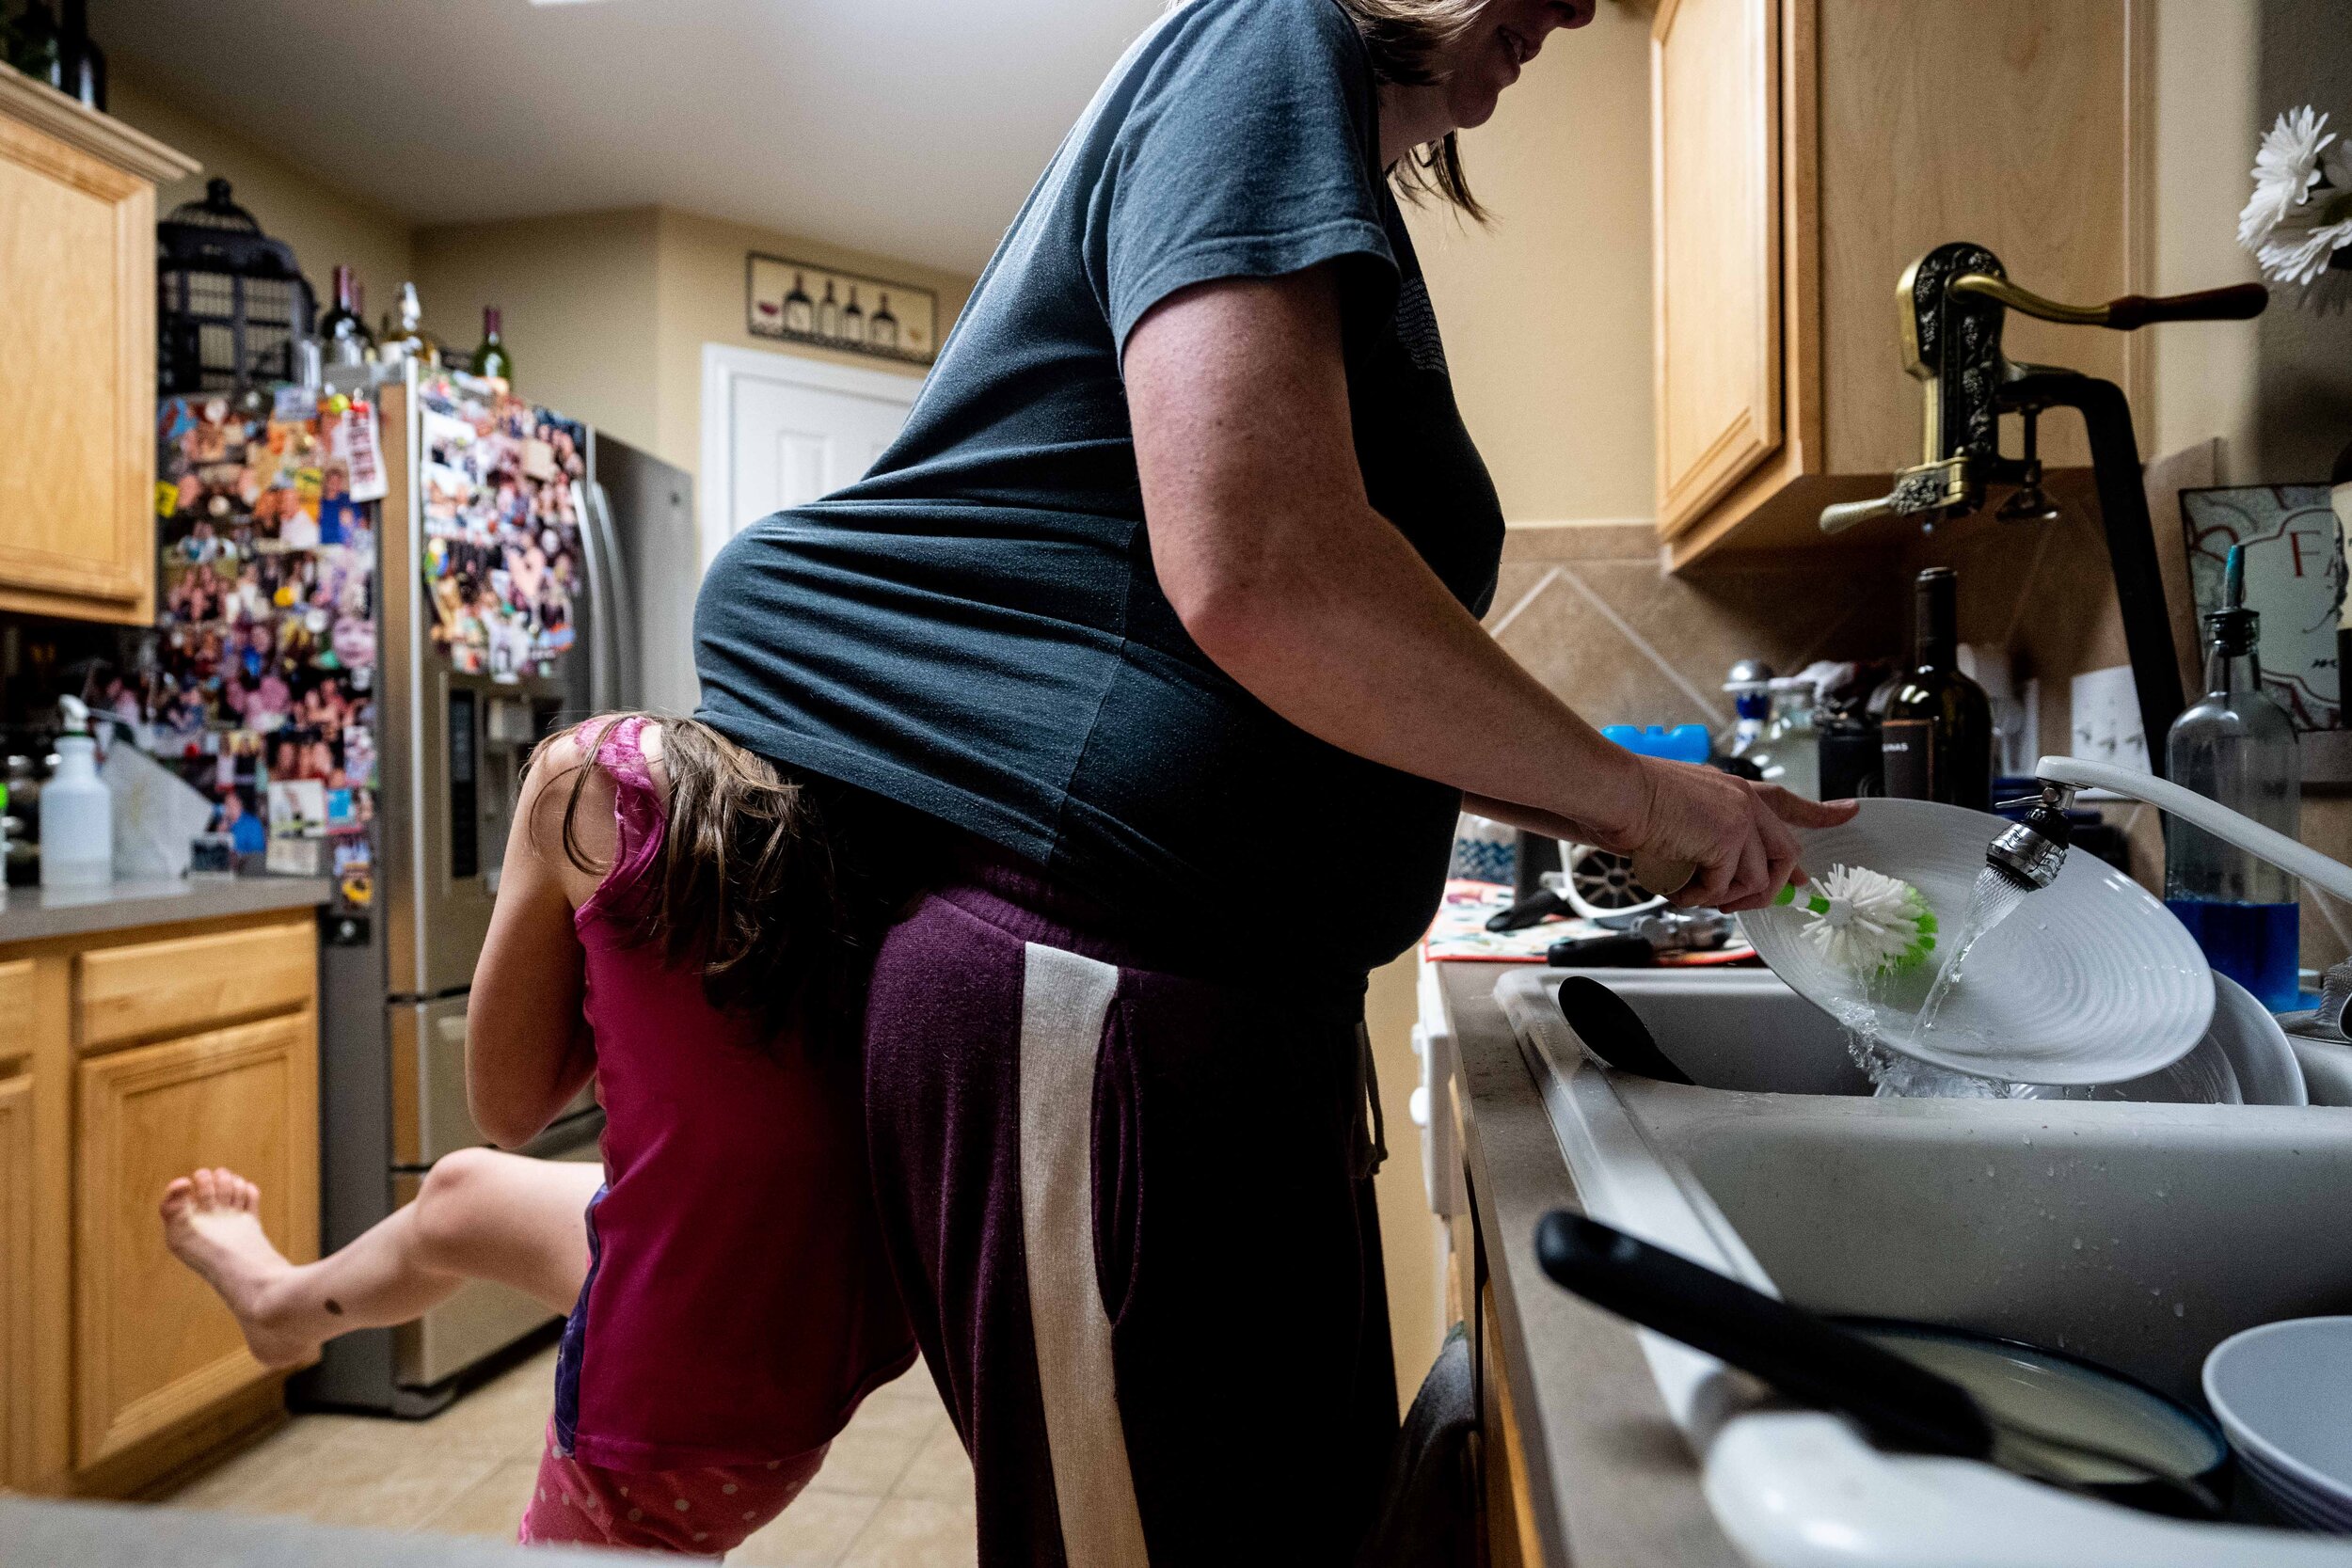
left=695, top=0, right=1504, bottom=979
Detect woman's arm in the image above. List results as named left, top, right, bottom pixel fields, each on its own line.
left=1125, top=266, right=1851, bottom=911
left=466, top=734, right=600, bottom=1148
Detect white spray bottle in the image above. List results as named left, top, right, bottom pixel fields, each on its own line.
left=40, top=697, right=112, bottom=890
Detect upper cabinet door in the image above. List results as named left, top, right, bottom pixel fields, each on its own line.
left=1652, top=0, right=1782, bottom=540
left=0, top=74, right=193, bottom=626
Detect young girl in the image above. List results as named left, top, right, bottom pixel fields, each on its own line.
left=162, top=714, right=914, bottom=1555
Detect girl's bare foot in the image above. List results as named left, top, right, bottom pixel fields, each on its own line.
left=159, top=1167, right=315, bottom=1370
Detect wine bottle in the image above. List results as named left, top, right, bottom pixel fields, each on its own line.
left=2166, top=546, right=2301, bottom=1009
left=321, top=265, right=373, bottom=368
left=869, top=292, right=899, bottom=351
left=784, top=272, right=814, bottom=334
left=1879, top=567, right=1992, bottom=811
left=10, top=1, right=61, bottom=92
left=469, top=307, right=512, bottom=385
left=818, top=280, right=839, bottom=340
left=841, top=286, right=866, bottom=345
left=58, top=0, right=100, bottom=109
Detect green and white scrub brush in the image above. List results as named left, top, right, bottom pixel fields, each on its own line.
left=1774, top=864, right=1937, bottom=977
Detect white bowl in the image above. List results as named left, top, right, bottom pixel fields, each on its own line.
left=1740, top=799, right=2215, bottom=1085
left=2051, top=973, right=2308, bottom=1105
left=2205, top=974, right=2309, bottom=1106
left=2203, top=1316, right=2352, bottom=1529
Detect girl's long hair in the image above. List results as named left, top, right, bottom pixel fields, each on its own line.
left=552, top=714, right=861, bottom=1049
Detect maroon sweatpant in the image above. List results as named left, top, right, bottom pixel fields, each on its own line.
left=862, top=848, right=1398, bottom=1567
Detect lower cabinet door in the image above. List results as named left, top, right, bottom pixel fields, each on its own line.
left=74, top=1011, right=317, bottom=1466
left=0, top=1071, right=35, bottom=1487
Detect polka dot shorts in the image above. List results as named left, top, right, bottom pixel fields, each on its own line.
left=518, top=1419, right=828, bottom=1556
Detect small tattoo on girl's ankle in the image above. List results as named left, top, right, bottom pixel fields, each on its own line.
left=324, top=1299, right=343, bottom=1315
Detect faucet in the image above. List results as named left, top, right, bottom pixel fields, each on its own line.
left=1819, top=243, right=2269, bottom=770
left=1986, top=754, right=2352, bottom=902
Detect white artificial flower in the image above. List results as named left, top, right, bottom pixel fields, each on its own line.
left=2239, top=105, right=2334, bottom=251
left=2258, top=141, right=2352, bottom=290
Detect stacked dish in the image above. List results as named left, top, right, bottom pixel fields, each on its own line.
left=2203, top=1317, right=2352, bottom=1531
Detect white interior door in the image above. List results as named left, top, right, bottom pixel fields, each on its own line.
left=699, top=342, right=921, bottom=567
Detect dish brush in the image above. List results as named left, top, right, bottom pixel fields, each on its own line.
left=1774, top=864, right=1937, bottom=976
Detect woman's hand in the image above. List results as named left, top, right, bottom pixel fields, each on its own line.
left=1592, top=755, right=1858, bottom=912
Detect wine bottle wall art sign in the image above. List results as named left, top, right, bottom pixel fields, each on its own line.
left=747, top=253, right=937, bottom=366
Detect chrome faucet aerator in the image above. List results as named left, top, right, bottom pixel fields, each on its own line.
left=1986, top=782, right=2078, bottom=892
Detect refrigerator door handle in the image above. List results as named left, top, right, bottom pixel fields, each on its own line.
left=575, top=478, right=615, bottom=713
left=588, top=479, right=639, bottom=714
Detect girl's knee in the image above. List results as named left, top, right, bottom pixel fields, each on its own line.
left=411, top=1147, right=502, bottom=1271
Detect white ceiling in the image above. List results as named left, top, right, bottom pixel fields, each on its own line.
left=94, top=0, right=1172, bottom=275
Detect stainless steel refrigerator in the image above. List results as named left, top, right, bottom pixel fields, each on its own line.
left=296, top=363, right=694, bottom=1414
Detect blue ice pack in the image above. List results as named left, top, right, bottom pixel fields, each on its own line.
left=1600, top=723, right=1712, bottom=766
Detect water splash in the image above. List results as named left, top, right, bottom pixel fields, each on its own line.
left=1911, top=866, right=2032, bottom=1047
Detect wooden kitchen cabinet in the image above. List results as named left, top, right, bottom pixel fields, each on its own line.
left=0, top=69, right=197, bottom=625
left=1651, top=0, right=2145, bottom=570
left=75, top=1011, right=317, bottom=1468
left=0, top=908, right=319, bottom=1497
left=0, top=1068, right=38, bottom=1487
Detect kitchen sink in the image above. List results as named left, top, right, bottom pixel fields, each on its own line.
left=1500, top=966, right=2352, bottom=1567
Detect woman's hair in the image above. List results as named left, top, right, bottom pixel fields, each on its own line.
left=550, top=715, right=862, bottom=1049
left=1327, top=0, right=1490, bottom=219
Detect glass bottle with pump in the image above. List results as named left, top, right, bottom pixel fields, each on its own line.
left=1881, top=566, right=1993, bottom=811
left=1750, top=676, right=1823, bottom=800
left=2165, top=545, right=2301, bottom=1009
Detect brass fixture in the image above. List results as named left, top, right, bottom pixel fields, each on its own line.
left=1818, top=242, right=2268, bottom=768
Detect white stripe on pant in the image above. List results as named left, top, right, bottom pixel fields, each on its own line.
left=1016, top=941, right=1152, bottom=1567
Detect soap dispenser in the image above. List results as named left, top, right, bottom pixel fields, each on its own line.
left=2164, top=546, right=2301, bottom=1009
left=40, top=697, right=112, bottom=890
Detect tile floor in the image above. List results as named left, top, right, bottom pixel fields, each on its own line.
left=161, top=1347, right=976, bottom=1565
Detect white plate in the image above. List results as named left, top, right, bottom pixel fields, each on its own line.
left=1739, top=799, right=2214, bottom=1085
left=2204, top=1316, right=2352, bottom=1523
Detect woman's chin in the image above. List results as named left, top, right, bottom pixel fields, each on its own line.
left=1445, top=83, right=1504, bottom=133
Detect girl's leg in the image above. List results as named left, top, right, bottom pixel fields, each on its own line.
left=160, top=1148, right=601, bottom=1370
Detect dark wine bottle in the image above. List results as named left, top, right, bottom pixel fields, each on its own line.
left=57, top=0, right=101, bottom=110
left=469, top=307, right=512, bottom=385
left=784, top=272, right=814, bottom=334
left=869, top=292, right=898, bottom=350
left=1879, top=567, right=1992, bottom=811
left=320, top=264, right=373, bottom=367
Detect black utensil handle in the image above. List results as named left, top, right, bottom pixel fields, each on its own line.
left=1534, top=1212, right=1994, bottom=1460
left=1488, top=890, right=1569, bottom=933
left=1545, top=933, right=1658, bottom=968
left=1549, top=975, right=1694, bottom=1084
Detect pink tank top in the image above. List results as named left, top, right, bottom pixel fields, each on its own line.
left=551, top=718, right=914, bottom=1469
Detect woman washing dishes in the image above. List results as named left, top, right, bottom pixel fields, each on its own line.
left=694, top=0, right=1855, bottom=1561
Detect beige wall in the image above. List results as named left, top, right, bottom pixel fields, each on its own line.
left=412, top=206, right=977, bottom=481
left=413, top=210, right=663, bottom=453
left=652, top=209, right=977, bottom=478
left=1404, top=1, right=1655, bottom=526
left=108, top=70, right=413, bottom=340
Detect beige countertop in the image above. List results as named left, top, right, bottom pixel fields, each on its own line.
left=1436, top=959, right=1741, bottom=1568
left=0, top=876, right=333, bottom=946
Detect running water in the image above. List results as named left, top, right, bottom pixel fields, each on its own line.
left=1910, top=866, right=2033, bottom=1052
